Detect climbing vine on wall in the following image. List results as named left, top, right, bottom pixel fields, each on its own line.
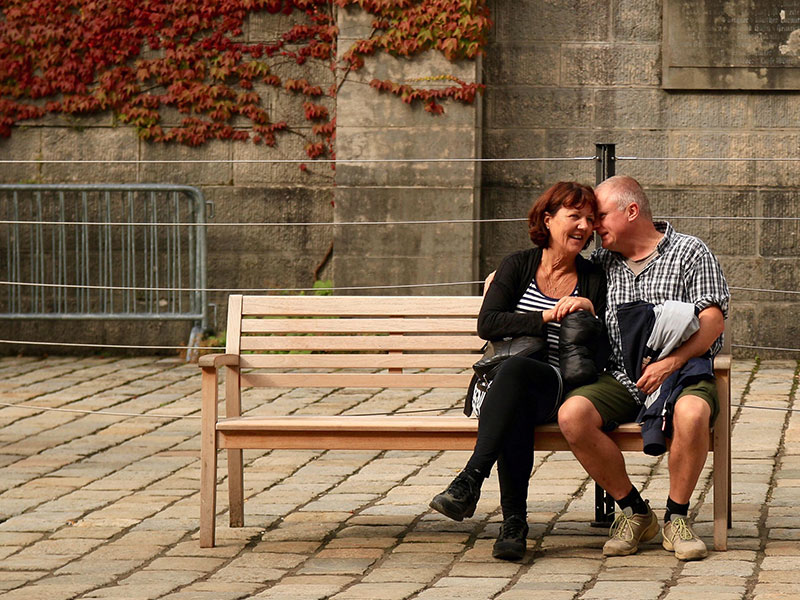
left=0, top=0, right=490, bottom=159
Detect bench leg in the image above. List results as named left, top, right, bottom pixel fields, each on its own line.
left=713, top=370, right=731, bottom=552
left=228, top=449, right=244, bottom=527
left=200, top=367, right=219, bottom=548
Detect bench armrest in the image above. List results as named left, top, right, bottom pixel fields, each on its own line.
left=198, top=353, right=240, bottom=369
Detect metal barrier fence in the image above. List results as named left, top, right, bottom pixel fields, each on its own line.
left=0, top=184, right=209, bottom=358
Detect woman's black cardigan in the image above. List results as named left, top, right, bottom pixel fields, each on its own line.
left=477, top=247, right=607, bottom=341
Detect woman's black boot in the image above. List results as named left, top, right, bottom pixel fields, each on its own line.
left=429, top=469, right=483, bottom=521
left=492, top=514, right=529, bottom=561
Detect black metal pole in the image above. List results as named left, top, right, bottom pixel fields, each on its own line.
left=591, top=142, right=616, bottom=528
left=595, top=143, right=616, bottom=185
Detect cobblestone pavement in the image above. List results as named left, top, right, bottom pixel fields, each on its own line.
left=0, top=355, right=798, bottom=600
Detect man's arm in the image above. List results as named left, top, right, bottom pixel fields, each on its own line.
left=636, top=305, right=724, bottom=394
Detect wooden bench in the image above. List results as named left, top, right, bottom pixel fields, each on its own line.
left=199, top=295, right=731, bottom=550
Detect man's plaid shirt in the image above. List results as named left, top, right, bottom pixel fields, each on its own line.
left=591, top=221, right=730, bottom=402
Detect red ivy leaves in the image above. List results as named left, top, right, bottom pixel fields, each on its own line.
left=0, top=0, right=490, bottom=154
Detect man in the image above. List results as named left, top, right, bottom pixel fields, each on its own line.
left=558, top=175, right=729, bottom=561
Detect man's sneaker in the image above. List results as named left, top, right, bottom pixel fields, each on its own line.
left=602, top=504, right=659, bottom=556
left=429, top=469, right=482, bottom=521
left=492, top=514, right=529, bottom=561
left=662, top=515, right=708, bottom=561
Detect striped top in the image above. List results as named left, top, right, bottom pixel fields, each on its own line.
left=515, top=278, right=579, bottom=367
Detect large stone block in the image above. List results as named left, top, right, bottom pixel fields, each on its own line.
left=335, top=126, right=477, bottom=188
left=614, top=0, right=661, bottom=41
left=726, top=302, right=757, bottom=358
left=481, top=128, right=548, bottom=188
left=754, top=134, right=800, bottom=188
left=0, top=127, right=41, bottom=183
left=204, top=185, right=334, bottom=251
left=721, top=256, right=800, bottom=303
left=40, top=127, right=138, bottom=183
left=332, top=187, right=477, bottom=291
left=0, top=318, right=195, bottom=356
left=666, top=133, right=756, bottom=186
left=247, top=7, right=311, bottom=41
left=594, top=90, right=749, bottom=130
left=332, top=255, right=475, bottom=296
left=760, top=191, right=800, bottom=257
left=139, top=139, right=232, bottom=186
left=486, top=87, right=594, bottom=129
left=541, top=130, right=669, bottom=186
left=647, top=189, right=757, bottom=256
left=754, top=303, right=800, bottom=358
left=479, top=186, right=539, bottom=273
left=336, top=82, right=475, bottom=129
left=593, top=89, right=666, bottom=130
left=750, top=93, right=800, bottom=128
left=232, top=131, right=334, bottom=187
left=483, top=43, right=560, bottom=86
left=491, top=0, right=609, bottom=43
left=562, top=44, right=660, bottom=86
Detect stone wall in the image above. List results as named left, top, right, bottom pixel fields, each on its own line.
left=1, top=2, right=798, bottom=357
left=331, top=7, right=482, bottom=296
left=0, top=9, right=336, bottom=354
left=481, top=0, right=800, bottom=357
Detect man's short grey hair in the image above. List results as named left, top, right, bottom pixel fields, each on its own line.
left=595, top=175, right=652, bottom=220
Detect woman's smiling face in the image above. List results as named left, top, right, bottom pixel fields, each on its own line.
left=544, top=203, right=595, bottom=255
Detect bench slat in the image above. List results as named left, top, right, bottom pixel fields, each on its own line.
left=241, top=372, right=472, bottom=389
left=239, top=354, right=476, bottom=369
left=240, top=335, right=482, bottom=352
left=215, top=417, right=653, bottom=452
left=240, top=295, right=484, bottom=317
left=241, top=317, right=478, bottom=334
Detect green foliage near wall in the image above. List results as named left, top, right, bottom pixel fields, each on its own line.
left=0, top=0, right=490, bottom=158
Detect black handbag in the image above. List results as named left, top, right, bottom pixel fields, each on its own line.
left=464, top=336, right=547, bottom=416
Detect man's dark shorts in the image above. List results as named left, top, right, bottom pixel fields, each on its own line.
left=566, top=373, right=719, bottom=432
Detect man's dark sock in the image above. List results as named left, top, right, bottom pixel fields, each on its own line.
left=665, top=497, right=690, bottom=523
left=616, top=486, right=649, bottom=515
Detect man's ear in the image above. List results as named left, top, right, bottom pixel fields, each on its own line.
left=626, top=202, right=639, bottom=222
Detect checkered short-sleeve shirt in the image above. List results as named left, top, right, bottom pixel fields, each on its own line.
left=592, top=221, right=730, bottom=402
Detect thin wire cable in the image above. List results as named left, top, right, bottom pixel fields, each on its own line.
left=3, top=215, right=800, bottom=228
left=2, top=155, right=800, bottom=164
left=2, top=280, right=800, bottom=298
left=0, top=156, right=596, bottom=165
left=0, top=401, right=201, bottom=419
left=0, top=339, right=207, bottom=350
left=617, top=156, right=800, bottom=162
left=733, top=344, right=800, bottom=353
left=0, top=280, right=484, bottom=293
left=0, top=217, right=527, bottom=227
left=731, top=287, right=800, bottom=296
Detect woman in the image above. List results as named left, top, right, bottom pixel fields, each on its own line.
left=429, top=181, right=607, bottom=561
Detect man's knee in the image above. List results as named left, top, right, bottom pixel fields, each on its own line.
left=558, top=396, right=602, bottom=440
left=673, top=394, right=711, bottom=431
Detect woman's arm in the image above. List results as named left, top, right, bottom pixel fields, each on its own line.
left=476, top=254, right=548, bottom=340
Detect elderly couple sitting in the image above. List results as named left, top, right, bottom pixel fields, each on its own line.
left=429, top=176, right=729, bottom=563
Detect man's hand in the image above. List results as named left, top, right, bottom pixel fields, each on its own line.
left=635, top=305, right=725, bottom=394
left=636, top=356, right=682, bottom=394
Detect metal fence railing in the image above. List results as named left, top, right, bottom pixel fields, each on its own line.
left=0, top=184, right=209, bottom=358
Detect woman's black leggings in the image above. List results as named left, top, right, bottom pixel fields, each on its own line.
left=465, top=355, right=562, bottom=519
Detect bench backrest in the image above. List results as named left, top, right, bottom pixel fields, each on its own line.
left=225, top=294, right=484, bottom=390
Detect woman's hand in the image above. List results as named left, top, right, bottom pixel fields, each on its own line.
left=551, top=296, right=595, bottom=322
